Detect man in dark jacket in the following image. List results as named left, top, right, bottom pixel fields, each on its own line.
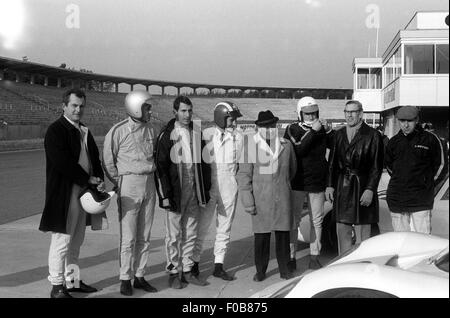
left=39, top=89, right=105, bottom=298
left=284, top=97, right=334, bottom=270
left=385, top=106, right=447, bottom=234
left=155, top=96, right=211, bottom=289
left=326, top=100, right=384, bottom=255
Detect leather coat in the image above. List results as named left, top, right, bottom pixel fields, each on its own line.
left=327, top=122, right=384, bottom=224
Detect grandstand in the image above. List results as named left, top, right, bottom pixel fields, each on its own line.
left=0, top=55, right=356, bottom=140
left=0, top=81, right=347, bottom=125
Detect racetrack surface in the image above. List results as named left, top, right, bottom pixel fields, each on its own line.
left=0, top=150, right=46, bottom=224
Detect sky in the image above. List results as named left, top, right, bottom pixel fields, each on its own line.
left=0, top=0, right=448, bottom=90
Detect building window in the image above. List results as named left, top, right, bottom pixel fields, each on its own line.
left=405, top=45, right=435, bottom=74
left=385, top=55, right=395, bottom=84
left=357, top=68, right=369, bottom=89
left=357, top=68, right=382, bottom=89
left=369, top=68, right=382, bottom=89
left=436, top=44, right=449, bottom=74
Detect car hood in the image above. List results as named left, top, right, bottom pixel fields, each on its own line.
left=331, top=232, right=448, bottom=273
left=251, top=232, right=449, bottom=298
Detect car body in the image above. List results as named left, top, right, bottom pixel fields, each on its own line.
left=251, top=232, right=449, bottom=298
left=297, top=173, right=449, bottom=246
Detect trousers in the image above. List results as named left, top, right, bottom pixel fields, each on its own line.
left=193, top=173, right=238, bottom=264
left=390, top=210, right=431, bottom=234
left=290, top=190, right=325, bottom=257
left=48, top=184, right=86, bottom=286
left=336, top=223, right=371, bottom=255
left=118, top=174, right=156, bottom=280
left=254, top=231, right=290, bottom=276
left=165, top=164, right=200, bottom=274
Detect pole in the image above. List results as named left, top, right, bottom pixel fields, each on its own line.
left=375, top=27, right=379, bottom=58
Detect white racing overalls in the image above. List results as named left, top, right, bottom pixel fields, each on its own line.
left=103, top=117, right=156, bottom=280
left=193, top=127, right=243, bottom=264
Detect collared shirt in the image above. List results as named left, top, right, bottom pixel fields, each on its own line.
left=64, top=115, right=91, bottom=174
left=103, top=117, right=156, bottom=182
left=346, top=120, right=363, bottom=143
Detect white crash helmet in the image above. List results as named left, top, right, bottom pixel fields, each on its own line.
left=124, top=90, right=152, bottom=122
left=79, top=187, right=116, bottom=215
left=296, top=96, right=319, bottom=118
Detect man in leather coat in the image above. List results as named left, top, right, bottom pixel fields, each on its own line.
left=325, top=100, right=384, bottom=255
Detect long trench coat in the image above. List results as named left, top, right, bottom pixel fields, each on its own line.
left=327, top=122, right=384, bottom=224
left=39, top=116, right=106, bottom=233
left=237, top=133, right=297, bottom=233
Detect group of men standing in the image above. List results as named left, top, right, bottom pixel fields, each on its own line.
left=39, top=88, right=447, bottom=298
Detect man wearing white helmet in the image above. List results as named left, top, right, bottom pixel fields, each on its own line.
left=192, top=101, right=244, bottom=281
left=103, top=90, right=158, bottom=296
left=284, top=96, right=334, bottom=270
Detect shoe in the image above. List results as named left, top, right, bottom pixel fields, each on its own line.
left=133, top=276, right=158, bottom=293
left=66, top=280, right=97, bottom=293
left=182, top=271, right=207, bottom=286
left=169, top=274, right=185, bottom=289
left=287, top=258, right=297, bottom=272
left=50, top=285, right=73, bottom=298
left=120, top=279, right=133, bottom=296
left=191, top=262, right=200, bottom=277
left=252, top=273, right=266, bottom=282
left=280, top=271, right=294, bottom=280
left=309, top=255, right=323, bottom=270
left=212, top=264, right=235, bottom=281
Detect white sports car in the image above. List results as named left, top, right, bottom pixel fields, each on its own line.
left=298, top=173, right=449, bottom=249
left=251, top=232, right=449, bottom=298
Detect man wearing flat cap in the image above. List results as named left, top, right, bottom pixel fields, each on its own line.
left=385, top=106, right=447, bottom=234
left=326, top=100, right=384, bottom=255
left=237, top=110, right=297, bottom=281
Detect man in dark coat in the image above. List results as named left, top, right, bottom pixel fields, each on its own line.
left=39, top=89, right=106, bottom=298
left=385, top=106, right=447, bottom=234
left=284, top=96, right=334, bottom=270
left=326, top=100, right=384, bottom=255
left=154, top=96, right=211, bottom=289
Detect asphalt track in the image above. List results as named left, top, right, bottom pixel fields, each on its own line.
left=0, top=149, right=46, bottom=224
left=0, top=149, right=336, bottom=298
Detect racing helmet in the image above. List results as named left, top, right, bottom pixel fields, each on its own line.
left=213, top=101, right=243, bottom=129
left=124, top=90, right=152, bottom=122
left=296, top=96, right=319, bottom=121
left=79, top=187, right=116, bottom=215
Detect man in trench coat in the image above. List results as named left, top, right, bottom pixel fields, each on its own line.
left=39, top=89, right=106, bottom=298
left=237, top=110, right=297, bottom=281
left=325, top=100, right=384, bottom=255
